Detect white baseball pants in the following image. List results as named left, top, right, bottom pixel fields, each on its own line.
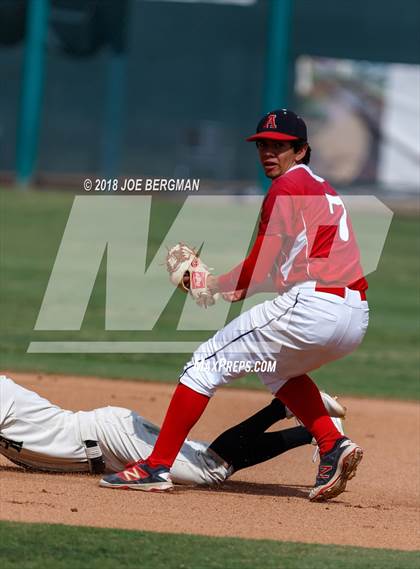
left=180, top=282, right=369, bottom=397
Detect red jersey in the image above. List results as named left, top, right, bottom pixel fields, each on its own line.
left=218, top=165, right=367, bottom=293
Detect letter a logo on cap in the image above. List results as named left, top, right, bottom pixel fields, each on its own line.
left=263, top=113, right=277, bottom=129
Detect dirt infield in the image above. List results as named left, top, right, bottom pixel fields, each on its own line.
left=1, top=372, right=419, bottom=551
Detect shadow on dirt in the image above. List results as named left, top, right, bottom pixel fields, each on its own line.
left=193, top=480, right=310, bottom=499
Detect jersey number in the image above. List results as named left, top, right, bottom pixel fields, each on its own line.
left=309, top=195, right=349, bottom=258
left=325, top=194, right=349, bottom=241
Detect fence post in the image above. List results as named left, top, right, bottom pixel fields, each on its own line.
left=16, top=0, right=50, bottom=187
left=258, top=0, right=293, bottom=192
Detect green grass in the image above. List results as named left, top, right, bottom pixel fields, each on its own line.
left=0, top=521, right=418, bottom=569
left=0, top=189, right=419, bottom=399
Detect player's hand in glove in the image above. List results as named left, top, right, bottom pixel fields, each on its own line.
left=165, top=243, right=219, bottom=308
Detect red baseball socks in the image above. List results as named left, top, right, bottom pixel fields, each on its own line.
left=147, top=383, right=210, bottom=469
left=276, top=374, right=341, bottom=456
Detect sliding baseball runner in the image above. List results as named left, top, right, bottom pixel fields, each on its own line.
left=0, top=375, right=346, bottom=484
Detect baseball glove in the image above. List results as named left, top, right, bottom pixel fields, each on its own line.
left=165, top=242, right=217, bottom=308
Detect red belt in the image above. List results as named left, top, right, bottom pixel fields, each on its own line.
left=315, top=285, right=367, bottom=301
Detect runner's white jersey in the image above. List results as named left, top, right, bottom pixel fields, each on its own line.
left=0, top=375, right=86, bottom=468
left=0, top=376, right=228, bottom=484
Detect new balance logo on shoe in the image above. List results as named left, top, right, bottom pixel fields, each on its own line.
left=318, top=465, right=333, bottom=479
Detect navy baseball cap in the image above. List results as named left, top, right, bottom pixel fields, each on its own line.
left=246, top=109, right=308, bottom=142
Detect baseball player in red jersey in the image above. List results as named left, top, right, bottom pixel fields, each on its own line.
left=101, top=110, right=369, bottom=501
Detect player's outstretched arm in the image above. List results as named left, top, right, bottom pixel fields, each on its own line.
left=207, top=234, right=283, bottom=296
